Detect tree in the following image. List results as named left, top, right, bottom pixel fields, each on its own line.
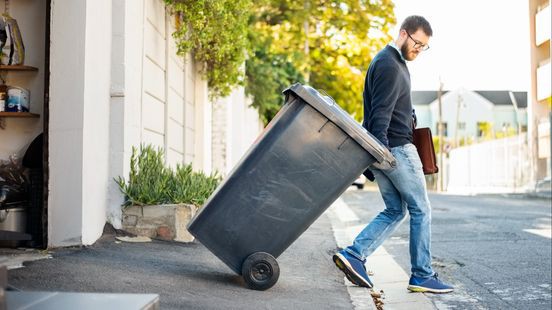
left=247, top=0, right=396, bottom=123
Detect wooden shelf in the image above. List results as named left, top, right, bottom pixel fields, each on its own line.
left=0, top=65, right=39, bottom=71
left=0, top=112, right=40, bottom=118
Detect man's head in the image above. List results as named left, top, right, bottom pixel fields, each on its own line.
left=396, top=15, right=432, bottom=61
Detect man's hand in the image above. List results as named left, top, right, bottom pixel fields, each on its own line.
left=371, top=157, right=397, bottom=171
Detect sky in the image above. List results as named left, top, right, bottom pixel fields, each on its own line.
left=390, top=0, right=531, bottom=91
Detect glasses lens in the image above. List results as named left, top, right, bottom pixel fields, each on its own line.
left=415, top=43, right=429, bottom=51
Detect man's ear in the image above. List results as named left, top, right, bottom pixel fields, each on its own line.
left=399, top=29, right=407, bottom=39
left=397, top=29, right=407, bottom=44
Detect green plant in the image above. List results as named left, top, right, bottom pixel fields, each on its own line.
left=164, top=0, right=252, bottom=99
left=115, top=144, right=221, bottom=208
left=168, top=164, right=221, bottom=206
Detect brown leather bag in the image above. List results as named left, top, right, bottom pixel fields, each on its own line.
left=413, top=127, right=439, bottom=175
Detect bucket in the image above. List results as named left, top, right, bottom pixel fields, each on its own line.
left=6, top=86, right=30, bottom=112
left=0, top=207, right=27, bottom=247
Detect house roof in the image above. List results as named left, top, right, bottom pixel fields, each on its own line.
left=411, top=90, right=527, bottom=108
left=474, top=91, right=527, bottom=108
left=411, top=91, right=448, bottom=106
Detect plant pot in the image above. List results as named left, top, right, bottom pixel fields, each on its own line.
left=122, top=203, right=198, bottom=242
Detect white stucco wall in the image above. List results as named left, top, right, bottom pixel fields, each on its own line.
left=107, top=0, right=213, bottom=229
left=227, top=91, right=264, bottom=172
left=49, top=0, right=112, bottom=246
left=0, top=1, right=45, bottom=159
left=108, top=0, right=144, bottom=229
left=211, top=87, right=264, bottom=176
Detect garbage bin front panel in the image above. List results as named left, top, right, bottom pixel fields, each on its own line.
left=188, top=98, right=375, bottom=274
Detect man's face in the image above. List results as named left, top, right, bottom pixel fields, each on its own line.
left=399, top=29, right=430, bottom=61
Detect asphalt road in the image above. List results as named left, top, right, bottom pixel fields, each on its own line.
left=9, top=215, right=352, bottom=310
left=342, top=189, right=552, bottom=310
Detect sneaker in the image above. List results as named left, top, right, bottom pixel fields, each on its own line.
left=333, top=250, right=373, bottom=288
left=407, top=273, right=454, bottom=293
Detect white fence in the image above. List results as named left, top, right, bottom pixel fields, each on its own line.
left=446, top=134, right=531, bottom=194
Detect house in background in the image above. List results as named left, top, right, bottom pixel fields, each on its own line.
left=412, top=89, right=527, bottom=145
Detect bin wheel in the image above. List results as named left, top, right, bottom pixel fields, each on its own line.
left=241, top=252, right=279, bottom=290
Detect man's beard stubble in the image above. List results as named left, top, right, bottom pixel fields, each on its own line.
left=400, top=42, right=411, bottom=61
left=400, top=42, right=420, bottom=61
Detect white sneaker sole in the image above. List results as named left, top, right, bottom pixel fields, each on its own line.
left=407, top=284, right=454, bottom=293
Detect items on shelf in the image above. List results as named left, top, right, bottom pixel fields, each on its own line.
left=0, top=83, right=6, bottom=112
left=5, top=85, right=29, bottom=112
left=0, top=84, right=30, bottom=112
left=0, top=9, right=25, bottom=65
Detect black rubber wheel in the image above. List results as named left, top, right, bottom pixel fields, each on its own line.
left=241, top=252, right=279, bottom=290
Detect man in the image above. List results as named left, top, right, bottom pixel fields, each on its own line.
left=333, top=16, right=454, bottom=294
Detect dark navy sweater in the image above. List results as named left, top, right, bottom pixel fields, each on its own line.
left=362, top=45, right=413, bottom=149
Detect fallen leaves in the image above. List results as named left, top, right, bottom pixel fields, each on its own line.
left=370, top=289, right=385, bottom=310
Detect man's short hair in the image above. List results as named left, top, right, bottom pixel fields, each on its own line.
left=400, top=15, right=432, bottom=36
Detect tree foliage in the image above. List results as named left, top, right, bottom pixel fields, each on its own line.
left=164, top=0, right=252, bottom=99
left=248, top=0, right=396, bottom=122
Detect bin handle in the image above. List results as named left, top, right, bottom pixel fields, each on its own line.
left=317, top=89, right=336, bottom=106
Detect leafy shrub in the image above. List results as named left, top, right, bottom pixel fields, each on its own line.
left=116, top=144, right=221, bottom=208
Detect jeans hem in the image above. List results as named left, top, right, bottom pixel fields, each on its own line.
left=344, top=248, right=365, bottom=262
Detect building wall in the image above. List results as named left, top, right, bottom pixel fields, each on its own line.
left=413, top=105, right=432, bottom=129
left=49, top=0, right=112, bottom=246
left=528, top=0, right=551, bottom=183
left=211, top=87, right=264, bottom=176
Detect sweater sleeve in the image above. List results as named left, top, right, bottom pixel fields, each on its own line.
left=367, top=63, right=400, bottom=148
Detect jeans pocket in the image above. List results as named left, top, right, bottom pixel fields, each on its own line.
left=405, top=144, right=423, bottom=171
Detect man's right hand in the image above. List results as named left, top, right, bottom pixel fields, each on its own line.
left=371, top=157, right=397, bottom=171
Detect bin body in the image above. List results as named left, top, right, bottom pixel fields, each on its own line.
left=188, top=84, right=392, bottom=274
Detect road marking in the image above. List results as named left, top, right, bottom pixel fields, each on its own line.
left=332, top=197, right=360, bottom=223
left=523, top=228, right=552, bottom=239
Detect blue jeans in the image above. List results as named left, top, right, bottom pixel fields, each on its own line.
left=345, top=143, right=434, bottom=278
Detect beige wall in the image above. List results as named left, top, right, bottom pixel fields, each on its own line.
left=528, top=0, right=551, bottom=183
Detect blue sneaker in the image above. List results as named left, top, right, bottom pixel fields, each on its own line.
left=333, top=250, right=373, bottom=288
left=407, top=273, right=454, bottom=293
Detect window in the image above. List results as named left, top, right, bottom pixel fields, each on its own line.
left=435, top=122, right=448, bottom=136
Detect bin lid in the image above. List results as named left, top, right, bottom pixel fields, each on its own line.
left=283, top=83, right=394, bottom=164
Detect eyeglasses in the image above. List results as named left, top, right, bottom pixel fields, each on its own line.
left=406, top=32, right=430, bottom=51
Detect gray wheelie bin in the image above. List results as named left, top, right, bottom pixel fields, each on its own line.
left=187, top=83, right=395, bottom=290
